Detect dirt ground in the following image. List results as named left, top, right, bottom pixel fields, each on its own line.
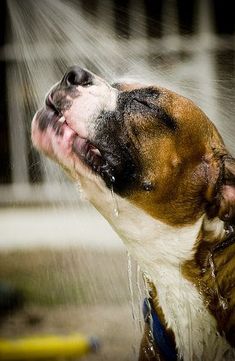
left=0, top=249, right=143, bottom=361
left=0, top=304, right=142, bottom=361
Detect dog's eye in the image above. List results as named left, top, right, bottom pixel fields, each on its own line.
left=131, top=98, right=153, bottom=112
left=131, top=98, right=178, bottom=131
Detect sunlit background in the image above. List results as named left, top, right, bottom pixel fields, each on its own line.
left=0, top=0, right=234, bottom=360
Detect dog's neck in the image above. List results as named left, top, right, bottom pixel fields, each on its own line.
left=79, top=176, right=235, bottom=360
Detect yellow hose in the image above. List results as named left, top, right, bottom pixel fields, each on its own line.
left=0, top=333, right=99, bottom=360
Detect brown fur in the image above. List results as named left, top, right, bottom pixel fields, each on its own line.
left=32, top=74, right=235, bottom=360
left=116, top=83, right=235, bottom=358
left=117, top=84, right=225, bottom=226
left=183, top=226, right=235, bottom=347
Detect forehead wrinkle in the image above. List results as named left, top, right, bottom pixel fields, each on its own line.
left=116, top=87, right=177, bottom=133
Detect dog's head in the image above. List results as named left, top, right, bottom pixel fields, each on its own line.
left=32, top=66, right=235, bottom=226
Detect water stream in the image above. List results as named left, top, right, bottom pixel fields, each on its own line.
left=127, top=251, right=138, bottom=358
left=4, top=1, right=234, bottom=360
left=208, top=253, right=229, bottom=311
left=142, top=272, right=156, bottom=359
left=111, top=185, right=120, bottom=217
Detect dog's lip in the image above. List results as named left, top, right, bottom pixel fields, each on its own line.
left=45, top=93, right=60, bottom=115
left=72, top=136, right=102, bottom=163
left=36, top=94, right=105, bottom=176
left=66, top=121, right=105, bottom=175
left=44, top=107, right=103, bottom=171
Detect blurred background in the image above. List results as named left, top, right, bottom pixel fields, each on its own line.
left=0, top=0, right=234, bottom=360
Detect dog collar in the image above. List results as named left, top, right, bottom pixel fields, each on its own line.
left=211, top=223, right=235, bottom=254
left=143, top=297, right=177, bottom=361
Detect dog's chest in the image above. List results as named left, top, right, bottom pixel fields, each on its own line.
left=116, top=224, right=234, bottom=360
left=81, top=178, right=235, bottom=360
left=110, top=214, right=233, bottom=360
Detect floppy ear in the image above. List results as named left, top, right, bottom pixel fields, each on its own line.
left=208, top=156, right=235, bottom=222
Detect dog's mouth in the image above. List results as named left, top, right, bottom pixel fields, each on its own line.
left=72, top=137, right=104, bottom=173
left=72, top=135, right=117, bottom=186
left=37, top=93, right=111, bottom=180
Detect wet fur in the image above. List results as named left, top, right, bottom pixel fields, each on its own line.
left=32, top=70, right=235, bottom=361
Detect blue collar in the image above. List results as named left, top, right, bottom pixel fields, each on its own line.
left=143, top=298, right=177, bottom=361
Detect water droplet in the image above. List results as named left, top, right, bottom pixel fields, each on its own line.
left=142, top=180, right=154, bottom=191
left=111, top=186, right=119, bottom=217
left=208, top=253, right=216, bottom=278
left=219, top=297, right=229, bottom=310
left=110, top=175, right=115, bottom=183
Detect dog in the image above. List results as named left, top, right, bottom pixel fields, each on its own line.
left=32, top=66, right=235, bottom=361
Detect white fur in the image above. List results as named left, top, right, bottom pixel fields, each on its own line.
left=33, top=69, right=235, bottom=359
left=63, top=75, right=118, bottom=139
left=203, top=216, right=226, bottom=241
left=79, top=174, right=235, bottom=361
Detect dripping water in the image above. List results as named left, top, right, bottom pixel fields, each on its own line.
left=127, top=251, right=138, bottom=357
left=208, top=253, right=229, bottom=310
left=110, top=184, right=119, bottom=217
left=142, top=272, right=156, bottom=358
left=4, top=1, right=235, bottom=360
left=136, top=264, right=144, bottom=332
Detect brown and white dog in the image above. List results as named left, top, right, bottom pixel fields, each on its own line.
left=32, top=66, right=235, bottom=361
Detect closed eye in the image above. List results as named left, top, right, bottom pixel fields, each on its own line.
left=132, top=97, right=178, bottom=131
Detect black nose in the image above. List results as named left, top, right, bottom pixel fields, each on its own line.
left=62, top=66, right=93, bottom=87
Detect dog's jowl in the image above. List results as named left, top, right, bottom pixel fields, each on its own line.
left=32, top=66, right=235, bottom=361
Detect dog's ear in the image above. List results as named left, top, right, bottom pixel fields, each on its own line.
left=207, top=156, right=235, bottom=222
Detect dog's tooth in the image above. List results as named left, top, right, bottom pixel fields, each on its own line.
left=93, top=149, right=101, bottom=156
left=91, top=147, right=101, bottom=156
left=58, top=115, right=65, bottom=123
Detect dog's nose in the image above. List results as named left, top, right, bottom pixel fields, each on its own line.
left=62, top=66, right=93, bottom=87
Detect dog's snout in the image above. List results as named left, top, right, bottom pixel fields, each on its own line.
left=62, top=66, right=93, bottom=87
